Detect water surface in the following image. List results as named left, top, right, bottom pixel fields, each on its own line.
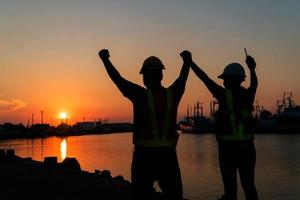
left=1, top=133, right=299, bottom=200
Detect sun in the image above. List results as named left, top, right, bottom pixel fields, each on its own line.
left=59, top=112, right=67, bottom=120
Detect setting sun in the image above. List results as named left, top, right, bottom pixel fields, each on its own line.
left=59, top=112, right=67, bottom=120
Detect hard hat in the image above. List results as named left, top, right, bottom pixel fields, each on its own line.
left=218, top=63, right=246, bottom=79
left=139, top=56, right=165, bottom=74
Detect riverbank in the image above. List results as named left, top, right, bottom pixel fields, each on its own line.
left=0, top=149, right=163, bottom=200
left=0, top=122, right=133, bottom=140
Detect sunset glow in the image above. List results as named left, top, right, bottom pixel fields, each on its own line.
left=59, top=112, right=67, bottom=120
left=60, top=139, right=67, bottom=160
left=0, top=1, right=299, bottom=125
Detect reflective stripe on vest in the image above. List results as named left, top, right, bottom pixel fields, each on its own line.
left=135, top=88, right=177, bottom=147
left=217, top=89, right=254, bottom=141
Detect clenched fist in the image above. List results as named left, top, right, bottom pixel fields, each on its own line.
left=246, top=56, right=256, bottom=70
left=99, top=49, right=110, bottom=60
left=180, top=50, right=192, bottom=63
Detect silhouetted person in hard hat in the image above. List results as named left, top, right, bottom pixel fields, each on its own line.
left=98, top=49, right=191, bottom=200
left=185, top=52, right=258, bottom=200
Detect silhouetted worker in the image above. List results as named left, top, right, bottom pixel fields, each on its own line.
left=98, top=49, right=191, bottom=200
left=186, top=52, right=258, bottom=200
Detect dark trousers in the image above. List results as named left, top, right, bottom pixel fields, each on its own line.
left=131, top=147, right=183, bottom=200
left=218, top=140, right=258, bottom=200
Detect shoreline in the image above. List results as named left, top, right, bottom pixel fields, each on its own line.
left=0, top=122, right=133, bottom=141
left=0, top=131, right=130, bottom=141
left=1, top=131, right=300, bottom=141
left=0, top=149, right=164, bottom=200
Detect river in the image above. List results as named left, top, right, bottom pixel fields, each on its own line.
left=0, top=133, right=300, bottom=200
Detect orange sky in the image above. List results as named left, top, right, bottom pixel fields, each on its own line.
left=1, top=1, right=299, bottom=125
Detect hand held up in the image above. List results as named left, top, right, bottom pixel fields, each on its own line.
left=246, top=55, right=256, bottom=70
left=99, top=49, right=110, bottom=60
left=180, top=50, right=192, bottom=64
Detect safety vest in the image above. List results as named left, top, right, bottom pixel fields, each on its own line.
left=217, top=89, right=254, bottom=141
left=134, top=88, right=178, bottom=147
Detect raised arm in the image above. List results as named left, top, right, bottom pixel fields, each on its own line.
left=169, top=51, right=191, bottom=101
left=98, top=49, right=143, bottom=98
left=246, top=55, right=258, bottom=103
left=189, top=55, right=223, bottom=97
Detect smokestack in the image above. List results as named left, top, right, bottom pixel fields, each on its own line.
left=200, top=105, right=203, bottom=116
left=31, top=113, right=34, bottom=126
left=41, top=110, right=44, bottom=124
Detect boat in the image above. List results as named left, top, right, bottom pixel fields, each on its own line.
left=180, top=116, right=211, bottom=133
left=253, top=92, right=300, bottom=133
left=179, top=102, right=215, bottom=133
left=180, top=92, right=300, bottom=134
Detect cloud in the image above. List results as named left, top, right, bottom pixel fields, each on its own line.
left=0, top=95, right=27, bottom=111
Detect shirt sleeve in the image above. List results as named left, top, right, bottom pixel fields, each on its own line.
left=117, top=79, right=145, bottom=102
left=169, top=75, right=189, bottom=106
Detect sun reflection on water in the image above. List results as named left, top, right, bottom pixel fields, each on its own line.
left=60, top=138, right=67, bottom=160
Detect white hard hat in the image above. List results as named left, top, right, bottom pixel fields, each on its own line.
left=218, top=63, right=246, bottom=79
left=139, top=56, right=165, bottom=74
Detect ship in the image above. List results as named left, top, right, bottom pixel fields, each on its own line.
left=179, top=101, right=216, bottom=133
left=180, top=92, right=300, bottom=134
left=254, top=92, right=300, bottom=133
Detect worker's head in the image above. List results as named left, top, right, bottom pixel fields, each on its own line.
left=140, top=56, right=164, bottom=88
left=218, top=63, right=246, bottom=88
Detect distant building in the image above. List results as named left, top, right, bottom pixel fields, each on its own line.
left=0, top=123, right=27, bottom=138
left=0, top=124, right=4, bottom=135
left=29, top=124, right=52, bottom=136
left=75, top=122, right=97, bottom=132
left=101, top=123, right=133, bottom=133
